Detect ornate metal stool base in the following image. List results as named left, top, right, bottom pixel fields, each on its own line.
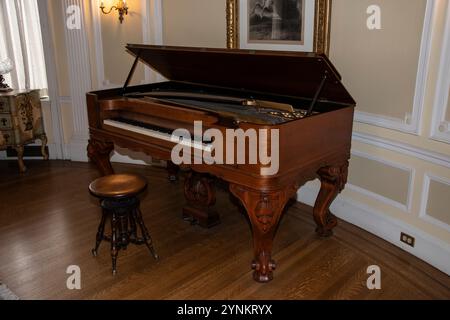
left=89, top=174, right=158, bottom=275
left=92, top=197, right=158, bottom=274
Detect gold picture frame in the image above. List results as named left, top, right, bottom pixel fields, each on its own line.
left=226, top=0, right=332, bottom=54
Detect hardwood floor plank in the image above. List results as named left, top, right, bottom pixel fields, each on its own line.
left=0, top=160, right=449, bottom=300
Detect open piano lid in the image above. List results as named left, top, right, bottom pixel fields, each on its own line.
left=126, top=44, right=355, bottom=106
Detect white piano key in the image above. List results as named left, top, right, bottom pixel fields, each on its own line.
left=103, top=119, right=213, bottom=152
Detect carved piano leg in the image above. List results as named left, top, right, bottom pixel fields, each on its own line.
left=87, top=139, right=115, bottom=176
left=167, top=161, right=179, bottom=182
left=313, top=161, right=349, bottom=237
left=182, top=171, right=220, bottom=228
left=230, top=184, right=297, bottom=282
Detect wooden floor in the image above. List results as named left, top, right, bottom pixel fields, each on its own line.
left=0, top=160, right=449, bottom=300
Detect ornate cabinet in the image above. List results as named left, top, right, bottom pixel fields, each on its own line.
left=0, top=90, right=48, bottom=172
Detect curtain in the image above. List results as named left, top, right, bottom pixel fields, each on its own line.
left=0, top=0, right=48, bottom=93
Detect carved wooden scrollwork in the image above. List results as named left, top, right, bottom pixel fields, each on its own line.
left=87, top=139, right=115, bottom=176
left=18, top=95, right=34, bottom=131
left=184, top=172, right=216, bottom=208
left=182, top=172, right=219, bottom=228
left=229, top=183, right=298, bottom=282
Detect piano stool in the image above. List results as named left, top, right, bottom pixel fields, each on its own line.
left=89, top=173, right=158, bottom=275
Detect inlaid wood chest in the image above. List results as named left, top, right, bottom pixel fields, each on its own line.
left=0, top=90, right=48, bottom=172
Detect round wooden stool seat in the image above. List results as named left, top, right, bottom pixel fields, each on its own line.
left=89, top=173, right=157, bottom=275
left=89, top=174, right=147, bottom=198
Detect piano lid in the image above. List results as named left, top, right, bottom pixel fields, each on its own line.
left=126, top=44, right=355, bottom=106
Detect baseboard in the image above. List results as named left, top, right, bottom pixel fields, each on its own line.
left=0, top=143, right=60, bottom=160
left=297, top=184, right=450, bottom=275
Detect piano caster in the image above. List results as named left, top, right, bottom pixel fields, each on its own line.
left=252, top=259, right=277, bottom=283
left=315, top=211, right=338, bottom=238
left=182, top=207, right=219, bottom=228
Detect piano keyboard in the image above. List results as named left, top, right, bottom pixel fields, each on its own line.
left=103, top=119, right=213, bottom=152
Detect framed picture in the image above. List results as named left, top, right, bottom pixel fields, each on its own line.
left=226, top=0, right=332, bottom=54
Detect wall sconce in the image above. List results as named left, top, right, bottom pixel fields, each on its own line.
left=100, top=0, right=128, bottom=24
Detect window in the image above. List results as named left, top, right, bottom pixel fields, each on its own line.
left=0, top=0, right=48, bottom=94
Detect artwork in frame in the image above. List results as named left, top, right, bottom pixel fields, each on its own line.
left=226, top=0, right=332, bottom=54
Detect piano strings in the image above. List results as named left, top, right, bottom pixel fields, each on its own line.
left=125, top=91, right=310, bottom=124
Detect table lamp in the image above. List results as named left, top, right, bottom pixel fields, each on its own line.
left=0, top=58, right=13, bottom=92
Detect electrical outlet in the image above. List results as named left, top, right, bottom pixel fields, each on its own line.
left=400, top=232, right=415, bottom=247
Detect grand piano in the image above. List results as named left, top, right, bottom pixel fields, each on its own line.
left=86, top=44, right=355, bottom=282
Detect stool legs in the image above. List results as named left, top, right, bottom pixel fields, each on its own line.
left=92, top=210, right=107, bottom=257
left=129, top=211, right=138, bottom=242
left=92, top=197, right=158, bottom=275
left=118, top=213, right=129, bottom=249
left=111, top=212, right=119, bottom=275
left=134, top=208, right=159, bottom=260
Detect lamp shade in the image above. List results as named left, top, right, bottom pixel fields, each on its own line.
left=0, top=58, right=13, bottom=75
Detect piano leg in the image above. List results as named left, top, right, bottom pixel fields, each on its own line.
left=230, top=184, right=297, bottom=282
left=87, top=139, right=115, bottom=176
left=167, top=161, right=179, bottom=182
left=313, top=161, right=349, bottom=237
left=182, top=171, right=220, bottom=228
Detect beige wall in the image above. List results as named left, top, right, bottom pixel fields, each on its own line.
left=162, top=0, right=226, bottom=48
left=330, top=0, right=427, bottom=119
left=427, top=179, right=450, bottom=225
left=100, top=1, right=145, bottom=86
left=329, top=0, right=450, bottom=248
left=349, top=155, right=410, bottom=205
